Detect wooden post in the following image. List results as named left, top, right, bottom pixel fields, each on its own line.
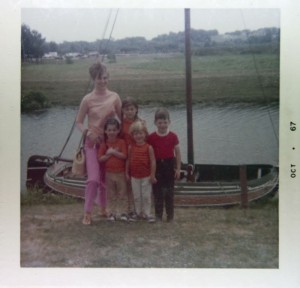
left=239, top=165, right=248, bottom=208
left=184, top=8, right=194, bottom=165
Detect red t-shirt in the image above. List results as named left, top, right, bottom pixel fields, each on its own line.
left=147, top=131, right=179, bottom=160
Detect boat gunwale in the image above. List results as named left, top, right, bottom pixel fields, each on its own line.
left=44, top=161, right=278, bottom=200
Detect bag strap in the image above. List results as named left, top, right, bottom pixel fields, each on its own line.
left=77, top=130, right=88, bottom=150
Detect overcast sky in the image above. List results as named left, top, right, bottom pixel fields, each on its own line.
left=21, top=8, right=280, bottom=43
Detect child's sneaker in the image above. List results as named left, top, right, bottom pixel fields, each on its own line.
left=138, top=213, right=147, bottom=221
left=120, top=214, right=129, bottom=222
left=147, top=216, right=156, bottom=223
left=107, top=214, right=116, bottom=222
left=128, top=212, right=137, bottom=222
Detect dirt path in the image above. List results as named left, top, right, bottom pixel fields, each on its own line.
left=21, top=202, right=278, bottom=268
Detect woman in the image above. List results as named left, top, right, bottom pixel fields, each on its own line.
left=76, top=61, right=122, bottom=225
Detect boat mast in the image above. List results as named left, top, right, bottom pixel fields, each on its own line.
left=185, top=8, right=194, bottom=164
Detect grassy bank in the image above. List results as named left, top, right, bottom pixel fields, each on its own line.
left=21, top=53, right=279, bottom=106
left=21, top=190, right=278, bottom=268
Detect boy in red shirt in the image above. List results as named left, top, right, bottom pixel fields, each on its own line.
left=147, top=108, right=181, bottom=222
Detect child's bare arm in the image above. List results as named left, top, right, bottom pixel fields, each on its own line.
left=98, top=153, right=110, bottom=163
left=109, top=147, right=127, bottom=160
left=98, top=144, right=109, bottom=163
left=125, top=146, right=131, bottom=181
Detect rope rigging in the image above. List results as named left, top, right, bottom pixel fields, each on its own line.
left=239, top=10, right=279, bottom=147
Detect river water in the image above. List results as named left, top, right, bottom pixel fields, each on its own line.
left=21, top=103, right=279, bottom=192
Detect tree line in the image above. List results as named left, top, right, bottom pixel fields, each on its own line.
left=21, top=24, right=280, bottom=60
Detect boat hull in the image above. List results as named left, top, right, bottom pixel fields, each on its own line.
left=174, top=180, right=277, bottom=207
left=43, top=160, right=278, bottom=207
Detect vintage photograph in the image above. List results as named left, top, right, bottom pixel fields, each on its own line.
left=1, top=0, right=300, bottom=287
left=20, top=7, right=280, bottom=269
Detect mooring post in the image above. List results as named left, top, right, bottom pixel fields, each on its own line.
left=239, top=165, right=248, bottom=208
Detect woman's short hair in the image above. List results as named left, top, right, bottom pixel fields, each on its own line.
left=89, top=61, right=109, bottom=80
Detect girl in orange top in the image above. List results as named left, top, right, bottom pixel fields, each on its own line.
left=121, top=97, right=146, bottom=219
left=121, top=97, right=147, bottom=145
left=98, top=118, right=128, bottom=221
left=126, top=121, right=156, bottom=223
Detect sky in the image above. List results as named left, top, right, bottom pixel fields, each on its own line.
left=21, top=8, right=280, bottom=43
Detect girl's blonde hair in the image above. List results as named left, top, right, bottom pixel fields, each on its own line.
left=129, top=120, right=148, bottom=136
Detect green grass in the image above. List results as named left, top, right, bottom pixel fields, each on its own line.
left=21, top=183, right=278, bottom=268
left=21, top=187, right=79, bottom=206
left=21, top=196, right=278, bottom=268
left=21, top=53, right=279, bottom=106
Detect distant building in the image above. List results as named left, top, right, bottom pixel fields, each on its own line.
left=65, top=52, right=82, bottom=58
left=88, top=51, right=99, bottom=57
left=43, top=52, right=58, bottom=59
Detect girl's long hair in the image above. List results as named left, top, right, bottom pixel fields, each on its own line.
left=120, top=97, right=145, bottom=138
left=121, top=97, right=140, bottom=121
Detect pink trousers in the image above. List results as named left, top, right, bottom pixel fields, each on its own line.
left=84, top=139, right=106, bottom=213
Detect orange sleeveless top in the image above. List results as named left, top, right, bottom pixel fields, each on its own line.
left=129, top=143, right=151, bottom=178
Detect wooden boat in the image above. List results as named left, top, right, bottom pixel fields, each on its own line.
left=26, top=155, right=278, bottom=207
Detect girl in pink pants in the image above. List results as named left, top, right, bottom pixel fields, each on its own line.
left=76, top=61, right=122, bottom=225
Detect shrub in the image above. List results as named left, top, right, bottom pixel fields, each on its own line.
left=107, top=53, right=116, bottom=63
left=65, top=56, right=74, bottom=64
left=21, top=91, right=50, bottom=112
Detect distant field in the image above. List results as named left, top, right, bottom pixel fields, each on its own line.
left=21, top=53, right=279, bottom=106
